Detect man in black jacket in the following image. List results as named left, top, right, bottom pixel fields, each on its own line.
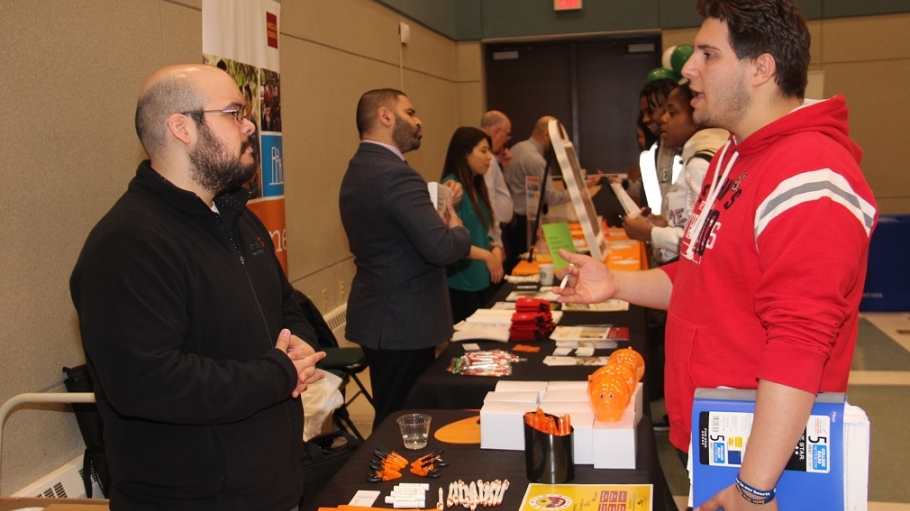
left=70, top=64, right=326, bottom=511
left=340, top=89, right=471, bottom=427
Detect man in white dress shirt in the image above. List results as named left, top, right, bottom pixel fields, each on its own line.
left=479, top=110, right=513, bottom=265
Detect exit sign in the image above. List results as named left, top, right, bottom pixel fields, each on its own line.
left=554, top=0, right=582, bottom=10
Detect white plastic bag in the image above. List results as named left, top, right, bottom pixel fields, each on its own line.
left=301, top=368, right=344, bottom=441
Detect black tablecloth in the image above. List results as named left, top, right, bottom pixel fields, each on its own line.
left=304, top=408, right=676, bottom=511
left=403, top=285, right=652, bottom=410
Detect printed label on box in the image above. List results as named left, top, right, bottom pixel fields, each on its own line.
left=698, top=411, right=830, bottom=473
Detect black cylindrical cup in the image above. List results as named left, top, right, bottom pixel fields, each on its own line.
left=523, top=422, right=575, bottom=484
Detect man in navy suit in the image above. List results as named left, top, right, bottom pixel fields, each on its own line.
left=340, top=89, right=471, bottom=427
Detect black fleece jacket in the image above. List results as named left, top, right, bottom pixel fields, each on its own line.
left=70, top=161, right=316, bottom=511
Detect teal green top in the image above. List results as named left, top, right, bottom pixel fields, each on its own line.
left=442, top=175, right=493, bottom=292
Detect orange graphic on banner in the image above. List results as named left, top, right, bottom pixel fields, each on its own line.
left=248, top=198, right=288, bottom=274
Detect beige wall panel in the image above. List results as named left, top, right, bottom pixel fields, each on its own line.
left=823, top=60, right=910, bottom=211
left=170, top=0, right=202, bottom=9
left=808, top=20, right=821, bottom=66
left=291, top=259, right=357, bottom=324
left=820, top=13, right=910, bottom=64
left=458, top=82, right=485, bottom=128
left=281, top=39, right=401, bottom=301
left=456, top=42, right=483, bottom=83
left=662, top=28, right=698, bottom=51
left=0, top=407, right=83, bottom=497
left=399, top=72, right=460, bottom=183
left=0, top=0, right=202, bottom=494
left=401, top=22, right=457, bottom=83
left=282, top=0, right=402, bottom=69
left=456, top=42, right=483, bottom=127
left=162, top=1, right=204, bottom=65
left=875, top=197, right=910, bottom=214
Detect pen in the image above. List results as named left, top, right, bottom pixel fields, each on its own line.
left=558, top=264, right=575, bottom=291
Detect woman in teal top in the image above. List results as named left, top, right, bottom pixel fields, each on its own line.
left=441, top=127, right=505, bottom=323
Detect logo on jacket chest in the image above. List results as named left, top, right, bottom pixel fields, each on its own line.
left=248, top=236, right=268, bottom=257
left=681, top=172, right=748, bottom=264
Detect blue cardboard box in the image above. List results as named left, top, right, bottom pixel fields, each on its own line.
left=861, top=214, right=910, bottom=311
left=692, top=388, right=845, bottom=510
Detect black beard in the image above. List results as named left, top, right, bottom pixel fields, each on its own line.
left=392, top=114, right=421, bottom=153
left=189, top=123, right=257, bottom=196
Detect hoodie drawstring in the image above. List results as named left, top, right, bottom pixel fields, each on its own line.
left=683, top=141, right=739, bottom=260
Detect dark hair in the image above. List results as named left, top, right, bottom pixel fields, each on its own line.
left=356, top=88, right=406, bottom=136
left=440, top=127, right=493, bottom=229
left=696, top=0, right=809, bottom=99
left=640, top=78, right=678, bottom=112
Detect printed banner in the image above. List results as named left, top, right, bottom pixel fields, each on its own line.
left=203, top=0, right=288, bottom=272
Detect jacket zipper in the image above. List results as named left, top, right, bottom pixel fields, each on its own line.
left=222, top=213, right=300, bottom=472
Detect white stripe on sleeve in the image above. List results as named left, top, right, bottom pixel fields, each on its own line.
left=754, top=168, right=876, bottom=245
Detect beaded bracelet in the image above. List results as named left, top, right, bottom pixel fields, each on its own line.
left=735, top=474, right=776, bottom=505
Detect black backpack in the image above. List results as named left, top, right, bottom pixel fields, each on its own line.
left=300, top=428, right=359, bottom=509
left=62, top=364, right=110, bottom=498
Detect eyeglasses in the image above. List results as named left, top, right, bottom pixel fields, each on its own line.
left=183, top=108, right=244, bottom=124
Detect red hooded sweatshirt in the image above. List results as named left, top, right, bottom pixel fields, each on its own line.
left=660, top=95, right=878, bottom=452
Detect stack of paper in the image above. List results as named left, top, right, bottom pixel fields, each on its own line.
left=549, top=325, right=629, bottom=349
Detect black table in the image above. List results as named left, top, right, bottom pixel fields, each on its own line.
left=305, top=408, right=676, bottom=511
left=403, top=285, right=652, bottom=411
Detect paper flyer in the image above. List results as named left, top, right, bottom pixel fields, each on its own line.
left=562, top=300, right=630, bottom=312
left=543, top=356, right=611, bottom=366
left=541, top=222, right=577, bottom=269
left=550, top=326, right=630, bottom=342
left=519, top=482, right=652, bottom=511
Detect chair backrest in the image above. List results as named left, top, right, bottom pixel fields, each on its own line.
left=291, top=289, right=339, bottom=349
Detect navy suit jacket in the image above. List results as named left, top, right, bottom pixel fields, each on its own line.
left=340, top=143, right=471, bottom=350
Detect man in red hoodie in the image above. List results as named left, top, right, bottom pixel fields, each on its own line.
left=555, top=1, right=877, bottom=510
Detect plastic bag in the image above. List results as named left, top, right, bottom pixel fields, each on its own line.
left=301, top=368, right=344, bottom=441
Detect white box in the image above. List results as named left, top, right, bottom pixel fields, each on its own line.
left=494, top=380, right=548, bottom=392
left=590, top=382, right=645, bottom=469
left=483, top=391, right=540, bottom=404
left=592, top=405, right=637, bottom=469
left=632, top=382, right=643, bottom=424
left=480, top=401, right=539, bottom=450
left=493, top=380, right=548, bottom=403
left=546, top=381, right=588, bottom=391
left=540, top=388, right=588, bottom=403
left=537, top=401, right=596, bottom=464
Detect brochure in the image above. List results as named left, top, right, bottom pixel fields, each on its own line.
left=519, top=482, right=652, bottom=511
left=541, top=222, right=577, bottom=270
left=561, top=300, right=630, bottom=312
left=427, top=181, right=452, bottom=219
left=550, top=325, right=630, bottom=342
left=506, top=290, right=560, bottom=302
